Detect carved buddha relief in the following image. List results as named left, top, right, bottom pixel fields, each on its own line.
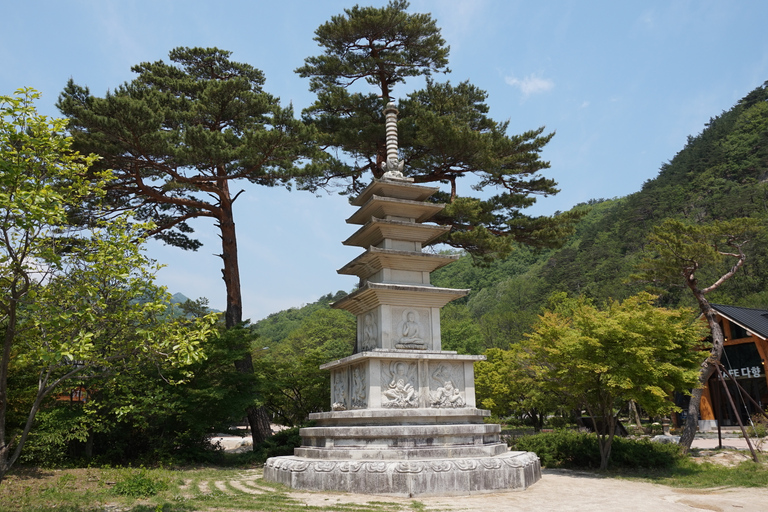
left=395, top=308, right=428, bottom=350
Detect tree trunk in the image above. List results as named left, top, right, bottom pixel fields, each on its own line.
left=218, top=194, right=273, bottom=446
left=679, top=292, right=724, bottom=453
left=219, top=196, right=243, bottom=330
left=628, top=400, right=643, bottom=429
left=0, top=289, right=20, bottom=485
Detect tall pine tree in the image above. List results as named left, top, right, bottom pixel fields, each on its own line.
left=297, top=1, right=579, bottom=260
left=58, top=46, right=318, bottom=443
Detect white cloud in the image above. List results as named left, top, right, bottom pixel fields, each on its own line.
left=504, top=74, right=554, bottom=97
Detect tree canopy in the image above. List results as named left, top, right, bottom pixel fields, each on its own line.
left=0, top=89, right=214, bottom=481
left=298, top=1, right=580, bottom=260
left=522, top=293, right=704, bottom=469
left=58, top=46, right=317, bottom=327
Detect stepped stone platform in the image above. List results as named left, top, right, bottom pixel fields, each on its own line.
left=264, top=103, right=540, bottom=496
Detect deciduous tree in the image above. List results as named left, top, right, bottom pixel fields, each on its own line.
left=0, top=90, right=213, bottom=482
left=254, top=309, right=355, bottom=426
left=523, top=293, right=703, bottom=469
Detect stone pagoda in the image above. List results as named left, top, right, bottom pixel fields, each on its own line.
left=264, top=103, right=540, bottom=496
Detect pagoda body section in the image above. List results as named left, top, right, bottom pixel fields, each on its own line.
left=264, top=105, right=540, bottom=496
left=328, top=177, right=478, bottom=413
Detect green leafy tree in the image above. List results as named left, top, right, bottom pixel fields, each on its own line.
left=0, top=89, right=213, bottom=482
left=523, top=293, right=704, bottom=469
left=58, top=47, right=318, bottom=443
left=47, top=326, right=257, bottom=464
left=297, top=1, right=580, bottom=260
left=635, top=218, right=759, bottom=452
left=475, top=347, right=553, bottom=431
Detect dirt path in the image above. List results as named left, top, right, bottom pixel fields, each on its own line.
left=293, top=469, right=768, bottom=511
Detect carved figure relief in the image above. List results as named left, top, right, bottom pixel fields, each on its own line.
left=361, top=313, right=377, bottom=351
left=331, top=371, right=347, bottom=411
left=430, top=363, right=466, bottom=408
left=350, top=364, right=367, bottom=409
left=381, top=361, right=417, bottom=408
left=396, top=309, right=426, bottom=350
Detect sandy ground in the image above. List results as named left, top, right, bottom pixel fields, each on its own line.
left=211, top=432, right=768, bottom=511
left=292, top=469, right=768, bottom=512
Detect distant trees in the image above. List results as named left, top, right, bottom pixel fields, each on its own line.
left=298, top=0, right=580, bottom=260
left=254, top=309, right=355, bottom=426
left=636, top=218, right=759, bottom=452
left=0, top=90, right=213, bottom=482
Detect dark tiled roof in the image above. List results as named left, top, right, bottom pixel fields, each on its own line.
left=711, top=304, right=768, bottom=339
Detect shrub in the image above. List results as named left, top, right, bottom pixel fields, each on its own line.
left=511, top=430, right=683, bottom=469
left=112, top=469, right=168, bottom=497
left=747, top=412, right=768, bottom=438
left=252, top=426, right=303, bottom=462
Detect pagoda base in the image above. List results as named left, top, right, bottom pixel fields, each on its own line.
left=264, top=450, right=540, bottom=497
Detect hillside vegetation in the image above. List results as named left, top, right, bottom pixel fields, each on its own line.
left=255, top=81, right=768, bottom=354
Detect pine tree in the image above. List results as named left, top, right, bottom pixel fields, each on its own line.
left=297, top=1, right=579, bottom=260
left=58, top=46, right=317, bottom=443
left=635, top=218, right=759, bottom=452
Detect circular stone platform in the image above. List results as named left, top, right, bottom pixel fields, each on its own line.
left=264, top=450, right=540, bottom=497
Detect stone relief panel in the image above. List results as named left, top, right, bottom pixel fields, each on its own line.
left=331, top=370, right=348, bottom=411
left=350, top=363, right=367, bottom=409
left=360, top=312, right=378, bottom=351
left=393, top=308, right=430, bottom=350
left=381, top=360, right=418, bottom=408
left=429, top=363, right=466, bottom=408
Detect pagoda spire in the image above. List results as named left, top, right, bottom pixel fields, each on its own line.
left=381, top=102, right=408, bottom=180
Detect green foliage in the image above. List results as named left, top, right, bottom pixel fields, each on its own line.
left=298, top=2, right=579, bottom=261
left=439, top=303, right=484, bottom=354
left=70, top=327, right=256, bottom=465
left=297, top=0, right=449, bottom=101
left=522, top=293, right=704, bottom=469
left=0, top=90, right=214, bottom=479
left=253, top=291, right=348, bottom=346
left=15, top=406, right=88, bottom=467
left=252, top=426, right=304, bottom=462
left=475, top=348, right=552, bottom=431
left=635, top=217, right=760, bottom=295
left=58, top=46, right=319, bottom=329
left=254, top=308, right=355, bottom=426
left=112, top=469, right=168, bottom=498
left=510, top=431, right=683, bottom=469
left=58, top=46, right=317, bottom=253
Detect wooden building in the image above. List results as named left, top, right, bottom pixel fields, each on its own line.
left=697, top=304, right=768, bottom=429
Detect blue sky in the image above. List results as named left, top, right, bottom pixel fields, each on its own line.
left=3, top=1, right=767, bottom=321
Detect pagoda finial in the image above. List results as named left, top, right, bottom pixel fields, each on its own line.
left=381, top=102, right=408, bottom=181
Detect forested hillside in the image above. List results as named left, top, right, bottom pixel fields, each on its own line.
left=256, top=81, right=768, bottom=355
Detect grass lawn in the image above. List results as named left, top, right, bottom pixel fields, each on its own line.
left=614, top=453, right=768, bottom=488
left=0, top=465, right=410, bottom=512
